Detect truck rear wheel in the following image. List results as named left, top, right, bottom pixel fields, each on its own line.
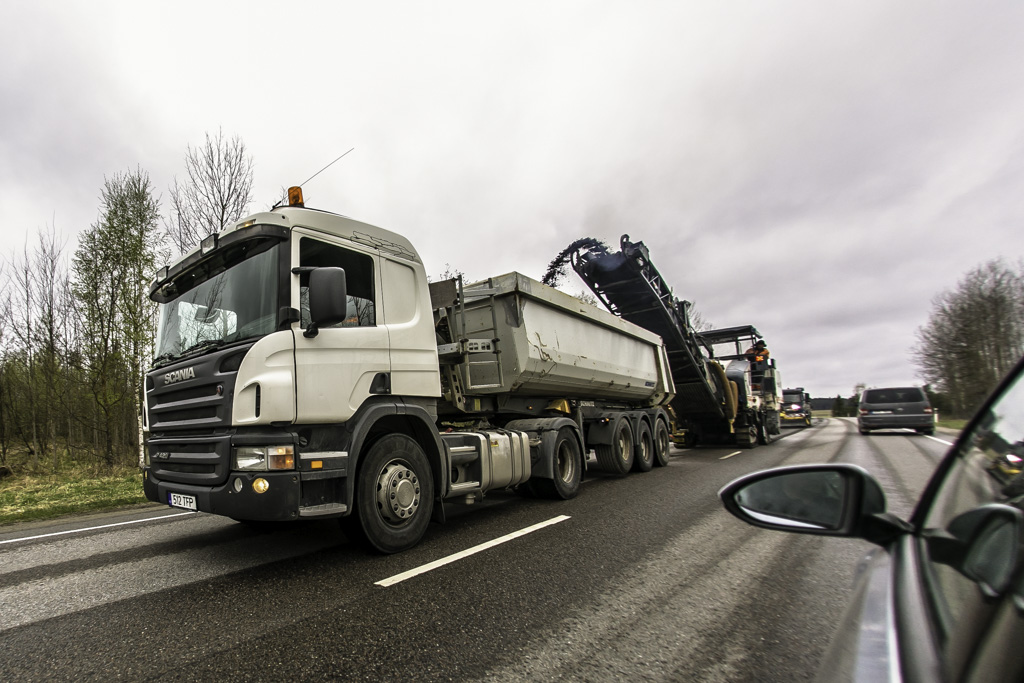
left=653, top=419, right=671, bottom=467
left=530, top=427, right=582, bottom=499
left=346, top=434, right=434, bottom=554
left=632, top=421, right=654, bottom=472
left=595, top=416, right=634, bottom=476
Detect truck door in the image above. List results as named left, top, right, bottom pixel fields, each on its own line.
left=291, top=229, right=390, bottom=423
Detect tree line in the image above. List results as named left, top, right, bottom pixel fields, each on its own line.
left=0, top=131, right=253, bottom=475
left=913, top=259, right=1024, bottom=418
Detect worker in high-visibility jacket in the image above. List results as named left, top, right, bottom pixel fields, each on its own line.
left=745, top=339, right=770, bottom=362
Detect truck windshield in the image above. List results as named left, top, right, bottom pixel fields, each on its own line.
left=154, top=242, right=281, bottom=362
left=783, top=393, right=803, bottom=404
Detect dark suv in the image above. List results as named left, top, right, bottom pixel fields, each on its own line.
left=857, top=386, right=934, bottom=435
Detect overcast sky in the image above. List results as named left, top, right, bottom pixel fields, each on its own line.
left=4, top=1, right=1024, bottom=398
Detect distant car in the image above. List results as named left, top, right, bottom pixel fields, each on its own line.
left=781, top=388, right=812, bottom=428
left=720, top=356, right=1024, bottom=682
left=857, top=386, right=934, bottom=435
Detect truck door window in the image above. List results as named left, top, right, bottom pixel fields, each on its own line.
left=299, top=237, right=376, bottom=328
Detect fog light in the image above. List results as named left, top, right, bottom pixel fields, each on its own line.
left=233, top=478, right=243, bottom=493
left=253, top=478, right=270, bottom=494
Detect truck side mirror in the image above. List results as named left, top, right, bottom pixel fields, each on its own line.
left=305, top=267, right=348, bottom=338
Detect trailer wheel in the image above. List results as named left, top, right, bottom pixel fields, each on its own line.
left=595, top=417, right=634, bottom=475
left=531, top=427, right=582, bottom=499
left=346, top=434, right=434, bottom=554
left=632, top=421, right=654, bottom=472
left=653, top=419, right=671, bottom=467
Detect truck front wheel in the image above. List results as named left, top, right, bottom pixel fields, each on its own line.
left=347, top=434, right=434, bottom=554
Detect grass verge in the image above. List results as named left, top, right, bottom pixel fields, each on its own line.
left=0, top=467, right=149, bottom=526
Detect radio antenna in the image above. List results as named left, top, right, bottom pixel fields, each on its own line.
left=271, top=148, right=355, bottom=209
left=299, top=147, right=354, bottom=187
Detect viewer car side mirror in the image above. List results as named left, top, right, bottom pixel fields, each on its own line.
left=719, top=464, right=913, bottom=546
left=925, top=504, right=1024, bottom=599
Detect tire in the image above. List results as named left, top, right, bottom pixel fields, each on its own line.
left=653, top=419, right=671, bottom=467
left=345, top=434, right=434, bottom=554
left=757, top=417, right=774, bottom=445
left=737, top=420, right=757, bottom=448
left=595, top=416, right=634, bottom=475
left=632, top=421, right=654, bottom=472
left=530, top=427, right=582, bottom=499
left=916, top=427, right=935, bottom=436
left=859, top=427, right=871, bottom=435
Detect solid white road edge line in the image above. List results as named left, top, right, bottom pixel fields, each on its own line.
left=925, top=435, right=954, bottom=446
left=0, top=511, right=195, bottom=546
left=719, top=451, right=742, bottom=460
left=375, top=515, right=572, bottom=588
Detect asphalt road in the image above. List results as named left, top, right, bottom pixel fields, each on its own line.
left=0, top=418, right=955, bottom=681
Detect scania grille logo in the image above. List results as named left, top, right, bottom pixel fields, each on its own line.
left=164, top=367, right=196, bottom=385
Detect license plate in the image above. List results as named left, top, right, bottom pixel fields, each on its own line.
left=872, top=410, right=893, bottom=414
left=169, top=492, right=197, bottom=510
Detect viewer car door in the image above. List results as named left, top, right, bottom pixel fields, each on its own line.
left=291, top=229, right=390, bottom=423
left=912, top=367, right=1024, bottom=682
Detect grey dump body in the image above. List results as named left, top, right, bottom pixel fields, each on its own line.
left=430, top=272, right=674, bottom=411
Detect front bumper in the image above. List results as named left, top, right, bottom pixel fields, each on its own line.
left=143, top=469, right=301, bottom=521
left=780, top=413, right=811, bottom=427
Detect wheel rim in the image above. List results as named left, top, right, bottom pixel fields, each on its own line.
left=555, top=440, right=576, bottom=483
left=617, top=426, right=632, bottom=463
left=375, top=459, right=421, bottom=525
left=640, top=432, right=652, bottom=463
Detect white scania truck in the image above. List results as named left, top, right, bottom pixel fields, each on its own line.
left=142, top=188, right=675, bottom=553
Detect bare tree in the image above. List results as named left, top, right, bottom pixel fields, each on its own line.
left=166, top=129, right=254, bottom=253
left=914, top=259, right=1024, bottom=417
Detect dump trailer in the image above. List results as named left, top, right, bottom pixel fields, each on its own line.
left=567, top=235, right=780, bottom=447
left=141, top=188, right=674, bottom=554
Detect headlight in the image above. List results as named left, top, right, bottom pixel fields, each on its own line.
left=233, top=445, right=295, bottom=471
